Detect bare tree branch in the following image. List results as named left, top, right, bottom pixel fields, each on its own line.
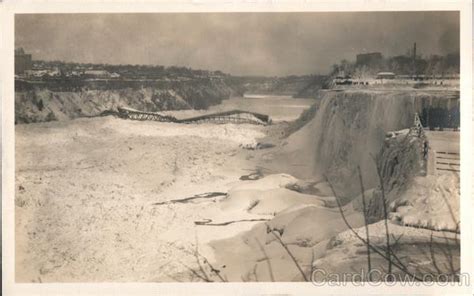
left=192, top=234, right=212, bottom=282
left=252, top=264, right=259, bottom=282
left=325, top=175, right=424, bottom=281
left=178, top=260, right=211, bottom=282
left=357, top=165, right=372, bottom=280
left=266, top=224, right=309, bottom=281
left=200, top=256, right=227, bottom=282
left=309, top=248, right=316, bottom=281
left=371, top=154, right=393, bottom=276
left=429, top=231, right=443, bottom=275
left=255, top=238, right=275, bottom=282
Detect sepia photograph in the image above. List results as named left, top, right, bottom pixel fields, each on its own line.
left=2, top=2, right=473, bottom=295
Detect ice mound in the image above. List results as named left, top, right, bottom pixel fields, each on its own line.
left=220, top=188, right=326, bottom=216
left=229, top=173, right=299, bottom=191
left=220, top=174, right=333, bottom=216
left=266, top=204, right=364, bottom=247
left=209, top=202, right=364, bottom=281
left=331, top=219, right=454, bottom=247
left=389, top=174, right=460, bottom=232
left=312, top=220, right=459, bottom=280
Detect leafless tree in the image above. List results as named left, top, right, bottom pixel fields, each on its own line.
left=325, top=159, right=460, bottom=282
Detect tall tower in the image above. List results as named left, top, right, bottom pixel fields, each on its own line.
left=412, top=42, right=417, bottom=79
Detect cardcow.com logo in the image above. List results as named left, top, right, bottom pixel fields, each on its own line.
left=311, top=268, right=470, bottom=287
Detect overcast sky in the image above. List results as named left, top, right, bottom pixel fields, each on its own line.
left=15, top=12, right=459, bottom=76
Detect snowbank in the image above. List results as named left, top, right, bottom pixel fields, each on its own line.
left=212, top=174, right=330, bottom=220
left=352, top=127, right=459, bottom=233
left=390, top=174, right=460, bottom=232
left=220, top=188, right=326, bottom=216
left=209, top=200, right=364, bottom=281
left=207, top=173, right=364, bottom=281
left=228, top=173, right=298, bottom=191
left=313, top=220, right=459, bottom=281
left=264, top=204, right=363, bottom=247
left=15, top=116, right=266, bottom=282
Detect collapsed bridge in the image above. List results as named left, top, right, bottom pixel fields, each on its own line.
left=116, top=107, right=271, bottom=125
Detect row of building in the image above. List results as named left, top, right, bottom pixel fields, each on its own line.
left=20, top=69, right=121, bottom=79
left=333, top=74, right=460, bottom=87
left=15, top=48, right=32, bottom=74
left=15, top=48, right=122, bottom=79
left=15, top=48, right=225, bottom=81
left=333, top=50, right=459, bottom=86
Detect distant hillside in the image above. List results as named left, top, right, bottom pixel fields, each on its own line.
left=292, top=76, right=331, bottom=98
left=227, top=75, right=327, bottom=97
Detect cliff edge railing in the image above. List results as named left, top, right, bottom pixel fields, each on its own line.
left=412, top=112, right=460, bottom=175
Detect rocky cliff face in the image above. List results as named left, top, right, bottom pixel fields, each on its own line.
left=356, top=128, right=426, bottom=222
left=15, top=78, right=240, bottom=124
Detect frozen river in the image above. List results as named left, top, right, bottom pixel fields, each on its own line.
left=164, top=94, right=316, bottom=122
left=211, top=94, right=316, bottom=122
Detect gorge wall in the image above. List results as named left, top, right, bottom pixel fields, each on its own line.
left=15, top=78, right=241, bottom=124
